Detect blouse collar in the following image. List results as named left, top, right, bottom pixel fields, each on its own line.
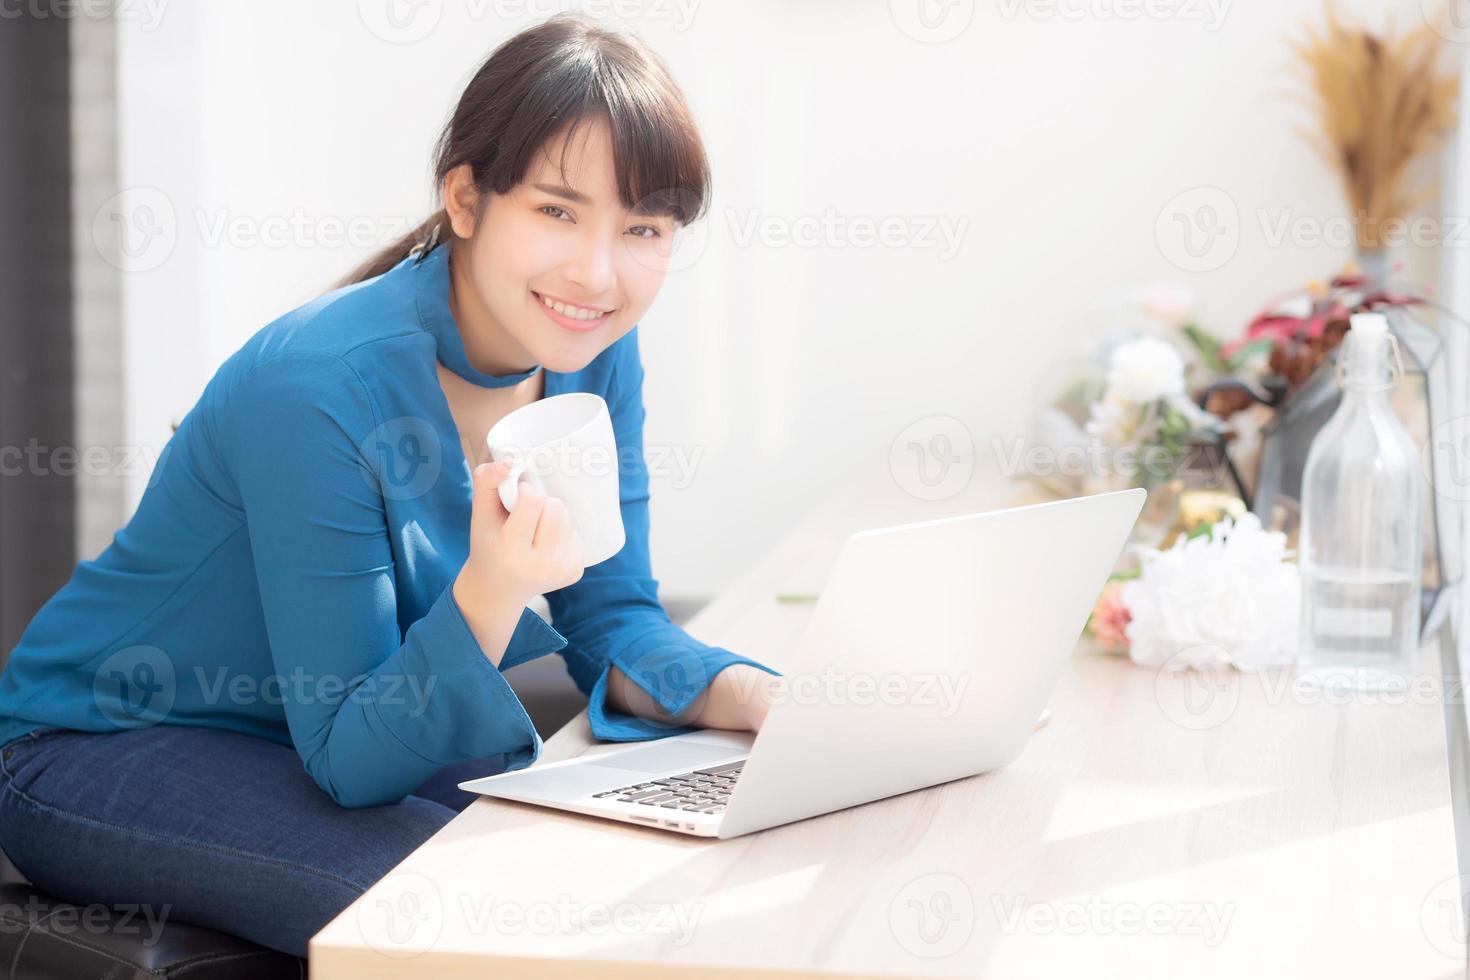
left=412, top=240, right=542, bottom=389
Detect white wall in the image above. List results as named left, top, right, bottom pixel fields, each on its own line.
left=109, top=0, right=1449, bottom=598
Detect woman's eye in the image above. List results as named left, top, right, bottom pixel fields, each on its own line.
left=626, top=224, right=662, bottom=239
left=539, top=205, right=572, bottom=221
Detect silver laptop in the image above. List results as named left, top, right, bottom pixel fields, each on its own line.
left=461, top=487, right=1145, bottom=839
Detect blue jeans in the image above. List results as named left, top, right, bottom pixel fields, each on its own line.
left=0, top=724, right=509, bottom=958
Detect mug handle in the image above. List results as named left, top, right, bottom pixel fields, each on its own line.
left=496, top=456, right=546, bottom=512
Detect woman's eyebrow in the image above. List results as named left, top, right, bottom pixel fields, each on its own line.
left=532, top=182, right=591, bottom=204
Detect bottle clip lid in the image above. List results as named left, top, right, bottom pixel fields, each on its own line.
left=1333, top=320, right=1405, bottom=387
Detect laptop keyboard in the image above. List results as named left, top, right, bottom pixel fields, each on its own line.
left=589, top=760, right=744, bottom=815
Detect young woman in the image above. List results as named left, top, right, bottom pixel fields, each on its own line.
left=0, top=14, right=782, bottom=958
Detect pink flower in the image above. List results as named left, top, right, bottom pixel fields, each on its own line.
left=1087, top=579, right=1132, bottom=653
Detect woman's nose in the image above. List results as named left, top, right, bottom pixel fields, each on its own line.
left=564, top=238, right=617, bottom=295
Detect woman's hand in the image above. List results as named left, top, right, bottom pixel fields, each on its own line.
left=606, top=662, right=786, bottom=733
left=453, top=458, right=585, bottom=665
left=705, top=665, right=784, bottom=732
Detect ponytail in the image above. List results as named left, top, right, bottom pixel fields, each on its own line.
left=336, top=210, right=447, bottom=289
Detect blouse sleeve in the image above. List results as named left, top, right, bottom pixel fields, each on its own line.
left=223, top=352, right=568, bottom=808
left=544, top=328, right=782, bottom=741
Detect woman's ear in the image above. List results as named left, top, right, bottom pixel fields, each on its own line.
left=442, top=163, right=481, bottom=239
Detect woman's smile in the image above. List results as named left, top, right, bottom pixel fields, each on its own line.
left=531, top=289, right=614, bottom=334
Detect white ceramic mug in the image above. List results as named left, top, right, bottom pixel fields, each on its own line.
left=485, top=392, right=626, bottom=567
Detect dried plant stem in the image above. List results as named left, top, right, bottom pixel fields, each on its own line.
left=1290, top=2, right=1457, bottom=250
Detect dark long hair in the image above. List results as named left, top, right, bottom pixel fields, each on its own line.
left=339, top=13, right=711, bottom=287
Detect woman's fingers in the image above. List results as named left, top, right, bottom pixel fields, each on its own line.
left=527, top=496, right=587, bottom=590
left=462, top=460, right=586, bottom=603
left=472, top=467, right=583, bottom=589
left=469, top=459, right=514, bottom=540
left=533, top=497, right=584, bottom=586
left=559, top=530, right=586, bottom=587
left=502, top=479, right=547, bottom=550
left=533, top=496, right=571, bottom=552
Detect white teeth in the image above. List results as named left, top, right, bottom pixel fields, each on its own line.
left=539, top=293, right=606, bottom=320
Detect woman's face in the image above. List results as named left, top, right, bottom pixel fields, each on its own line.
left=444, top=116, right=680, bottom=376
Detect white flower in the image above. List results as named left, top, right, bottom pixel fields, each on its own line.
left=1135, top=282, right=1198, bottom=327
left=1121, top=512, right=1300, bottom=672
left=1085, top=394, right=1153, bottom=448
left=1102, top=337, right=1187, bottom=405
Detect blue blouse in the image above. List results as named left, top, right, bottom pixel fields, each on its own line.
left=0, top=242, right=779, bottom=807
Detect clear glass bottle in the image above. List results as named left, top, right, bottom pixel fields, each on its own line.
left=1297, top=312, right=1422, bottom=691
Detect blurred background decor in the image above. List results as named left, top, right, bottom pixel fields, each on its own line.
left=1084, top=510, right=1300, bottom=669
left=1204, top=272, right=1468, bottom=632
left=1121, top=512, right=1300, bottom=670
left=1200, top=4, right=1464, bottom=637
left=1030, top=289, right=1246, bottom=549
left=1049, top=2, right=1469, bottom=648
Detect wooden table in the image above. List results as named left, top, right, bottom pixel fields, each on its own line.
left=312, top=462, right=1468, bottom=979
